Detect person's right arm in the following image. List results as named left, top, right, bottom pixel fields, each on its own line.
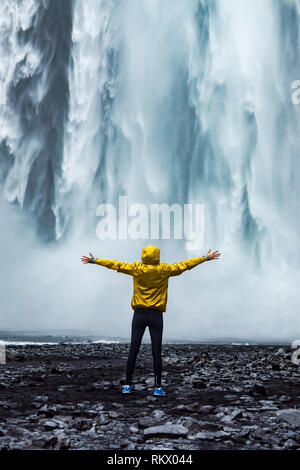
left=81, top=252, right=136, bottom=275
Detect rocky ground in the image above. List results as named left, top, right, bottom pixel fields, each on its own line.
left=0, top=343, right=299, bottom=450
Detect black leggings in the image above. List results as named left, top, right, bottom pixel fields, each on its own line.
left=126, top=308, right=163, bottom=387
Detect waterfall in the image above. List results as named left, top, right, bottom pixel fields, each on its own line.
left=55, top=0, right=120, bottom=240
left=0, top=0, right=73, bottom=240
left=0, top=0, right=299, bottom=340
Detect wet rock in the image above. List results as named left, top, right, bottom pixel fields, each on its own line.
left=224, top=394, right=238, bottom=400
left=112, top=402, right=124, bottom=408
left=189, top=421, right=220, bottom=433
left=278, top=396, right=291, bottom=403
left=252, top=383, right=267, bottom=396
left=50, top=366, right=64, bottom=374
left=195, top=430, right=230, bottom=440
left=9, top=353, right=25, bottom=362
left=284, top=439, right=298, bottom=449
left=56, top=435, right=71, bottom=450
left=134, top=384, right=145, bottom=391
left=184, top=402, right=202, bottom=412
left=230, top=435, right=246, bottom=444
left=34, top=396, right=48, bottom=404
left=84, top=410, right=98, bottom=418
left=0, top=382, right=8, bottom=390
left=38, top=405, right=57, bottom=418
left=138, top=417, right=159, bottom=428
left=250, top=429, right=279, bottom=445
left=72, top=418, right=93, bottom=431
left=192, top=380, right=207, bottom=389
left=151, top=409, right=164, bottom=419
left=91, top=381, right=110, bottom=390
left=198, top=405, right=214, bottom=414
left=32, top=401, right=43, bottom=409
left=251, top=429, right=269, bottom=440
left=29, top=413, right=46, bottom=423
left=129, top=426, right=139, bottom=433
left=275, top=348, right=288, bottom=356
left=276, top=409, right=300, bottom=426
left=144, top=424, right=189, bottom=438
left=258, top=400, right=278, bottom=411
left=175, top=402, right=202, bottom=413
left=93, top=403, right=104, bottom=412
left=43, top=420, right=59, bottom=431
left=33, top=375, right=45, bottom=382
left=43, top=433, right=71, bottom=450
left=222, top=409, right=243, bottom=422
left=125, top=443, right=136, bottom=450
left=0, top=400, right=11, bottom=408
left=58, top=385, right=71, bottom=392
left=31, top=437, right=49, bottom=448
left=229, top=386, right=243, bottom=393
left=97, top=414, right=110, bottom=425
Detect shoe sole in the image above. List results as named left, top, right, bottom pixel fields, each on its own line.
left=153, top=393, right=166, bottom=396
left=122, top=391, right=131, bottom=393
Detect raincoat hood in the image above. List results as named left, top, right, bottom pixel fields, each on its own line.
left=141, top=245, right=160, bottom=265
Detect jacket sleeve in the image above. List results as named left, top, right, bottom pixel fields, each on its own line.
left=165, top=256, right=207, bottom=277
left=92, top=258, right=137, bottom=275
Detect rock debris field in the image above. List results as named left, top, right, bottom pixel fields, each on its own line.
left=0, top=343, right=299, bottom=450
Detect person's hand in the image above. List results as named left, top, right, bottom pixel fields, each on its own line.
left=207, top=249, right=221, bottom=260
left=81, top=252, right=94, bottom=264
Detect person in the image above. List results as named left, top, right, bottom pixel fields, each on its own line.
left=81, top=245, right=220, bottom=396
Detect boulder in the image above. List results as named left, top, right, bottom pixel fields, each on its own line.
left=144, top=424, right=188, bottom=438
left=43, top=420, right=59, bottom=431
left=276, top=409, right=300, bottom=426
left=195, top=430, right=230, bottom=440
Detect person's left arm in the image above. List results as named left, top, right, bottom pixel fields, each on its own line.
left=165, top=256, right=207, bottom=277
left=165, top=249, right=220, bottom=277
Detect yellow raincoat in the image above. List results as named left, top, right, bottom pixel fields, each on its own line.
left=92, top=245, right=207, bottom=312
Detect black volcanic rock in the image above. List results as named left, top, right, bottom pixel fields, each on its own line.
left=144, top=424, right=189, bottom=438
left=0, top=342, right=299, bottom=450
left=276, top=409, right=300, bottom=426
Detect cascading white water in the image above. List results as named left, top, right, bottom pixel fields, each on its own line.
left=0, top=0, right=43, bottom=205
left=0, top=0, right=299, bottom=341
left=55, top=0, right=119, bottom=240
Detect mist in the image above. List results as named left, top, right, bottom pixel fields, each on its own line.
left=0, top=0, right=299, bottom=343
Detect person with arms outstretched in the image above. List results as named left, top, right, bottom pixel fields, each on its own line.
left=81, top=245, right=220, bottom=396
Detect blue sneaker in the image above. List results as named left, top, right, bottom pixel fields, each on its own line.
left=122, top=385, right=133, bottom=394
left=153, top=387, right=166, bottom=396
